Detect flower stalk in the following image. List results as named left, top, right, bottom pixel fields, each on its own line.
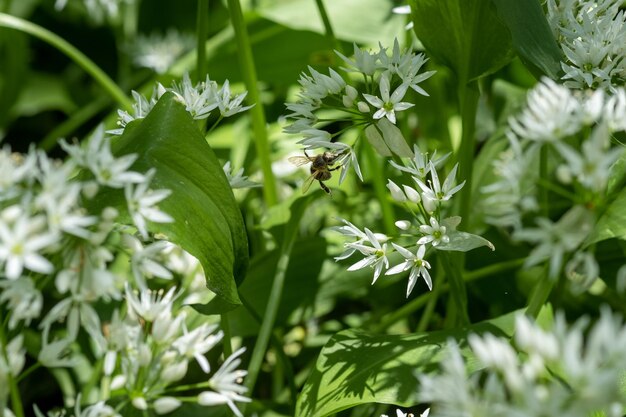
left=0, top=13, right=132, bottom=112
left=225, top=0, right=278, bottom=207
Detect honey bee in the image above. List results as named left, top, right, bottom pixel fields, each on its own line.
left=288, top=150, right=346, bottom=194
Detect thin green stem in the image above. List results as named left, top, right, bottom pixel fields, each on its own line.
left=226, top=0, right=278, bottom=207
left=0, top=13, right=132, bottom=112
left=196, top=0, right=209, bottom=82
left=457, top=82, right=479, bottom=227
left=240, top=295, right=297, bottom=411
left=242, top=195, right=311, bottom=410
left=363, top=144, right=396, bottom=235
left=526, top=265, right=555, bottom=319
left=0, top=314, right=24, bottom=417
left=371, top=258, right=525, bottom=332
left=416, top=271, right=442, bottom=333
left=439, top=251, right=469, bottom=326
left=41, top=96, right=110, bottom=151
left=313, top=0, right=342, bottom=53
left=221, top=313, right=233, bottom=357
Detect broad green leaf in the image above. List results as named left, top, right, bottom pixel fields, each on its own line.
left=437, top=230, right=495, bottom=252
left=364, top=124, right=392, bottom=156
left=410, top=0, right=514, bottom=83
left=109, top=92, right=248, bottom=310
left=295, top=310, right=519, bottom=417
left=586, top=188, right=626, bottom=245
left=257, top=0, right=403, bottom=45
left=377, top=118, right=414, bottom=158
left=490, top=0, right=563, bottom=80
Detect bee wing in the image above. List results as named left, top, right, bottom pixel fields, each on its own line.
left=288, top=156, right=312, bottom=167
left=301, top=174, right=316, bottom=194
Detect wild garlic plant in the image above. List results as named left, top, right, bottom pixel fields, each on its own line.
left=285, top=40, right=493, bottom=297
left=481, top=78, right=626, bottom=288
left=418, top=309, right=626, bottom=417
left=546, top=0, right=626, bottom=90
left=0, top=127, right=249, bottom=416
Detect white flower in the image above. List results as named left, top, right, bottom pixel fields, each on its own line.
left=198, top=350, right=251, bottom=417
left=390, top=143, right=449, bottom=179
left=204, top=347, right=250, bottom=414
left=0, top=210, right=57, bottom=280
left=130, top=30, right=193, bottom=74
left=345, top=228, right=390, bottom=284
left=335, top=43, right=380, bottom=75
left=0, top=277, right=43, bottom=329
left=363, top=73, right=414, bottom=124
left=216, top=80, right=254, bottom=117
left=332, top=218, right=368, bottom=261
left=508, top=78, right=582, bottom=141
left=123, top=236, right=173, bottom=289
left=125, top=169, right=173, bottom=240
left=170, top=73, right=220, bottom=119
left=125, top=285, right=177, bottom=322
left=66, top=126, right=146, bottom=188
left=553, top=122, right=623, bottom=191
left=386, top=244, right=432, bottom=296
left=108, top=89, right=159, bottom=135
left=513, top=206, right=593, bottom=278
left=414, top=162, right=465, bottom=204
left=173, top=323, right=223, bottom=373
left=418, top=217, right=449, bottom=247
left=223, top=161, right=260, bottom=189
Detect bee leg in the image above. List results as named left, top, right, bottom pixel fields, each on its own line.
left=319, top=180, right=331, bottom=195
left=328, top=165, right=342, bottom=172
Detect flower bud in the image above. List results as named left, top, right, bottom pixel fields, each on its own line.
left=110, top=375, right=127, bottom=390
left=386, top=180, right=406, bottom=202
left=132, top=397, right=148, bottom=410
left=345, top=84, right=358, bottom=101
left=403, top=185, right=421, bottom=203
left=154, top=397, right=182, bottom=415
left=357, top=101, right=370, bottom=113
left=395, top=220, right=411, bottom=230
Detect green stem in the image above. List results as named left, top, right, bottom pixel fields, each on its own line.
left=225, top=0, right=278, bottom=207
left=240, top=295, right=297, bottom=411
left=525, top=265, right=555, bottom=319
left=539, top=144, right=549, bottom=217
left=41, top=97, right=110, bottom=151
left=0, top=315, right=24, bottom=417
left=313, top=0, right=342, bottom=53
left=439, top=252, right=469, bottom=326
left=363, top=144, right=396, bottom=235
left=196, top=0, right=209, bottom=81
left=416, top=261, right=444, bottom=332
left=221, top=313, right=233, bottom=357
left=457, top=81, right=479, bottom=227
left=242, top=195, right=311, bottom=408
left=0, top=13, right=132, bottom=112
left=371, top=258, right=525, bottom=331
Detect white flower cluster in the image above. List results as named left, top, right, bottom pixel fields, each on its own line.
left=284, top=39, right=435, bottom=185
left=546, top=0, right=626, bottom=90
left=129, top=30, right=194, bottom=74
left=419, top=309, right=626, bottom=417
left=333, top=146, right=482, bottom=297
left=109, top=73, right=253, bottom=135
left=0, top=129, right=248, bottom=416
left=481, top=78, right=626, bottom=286
left=101, top=285, right=249, bottom=416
